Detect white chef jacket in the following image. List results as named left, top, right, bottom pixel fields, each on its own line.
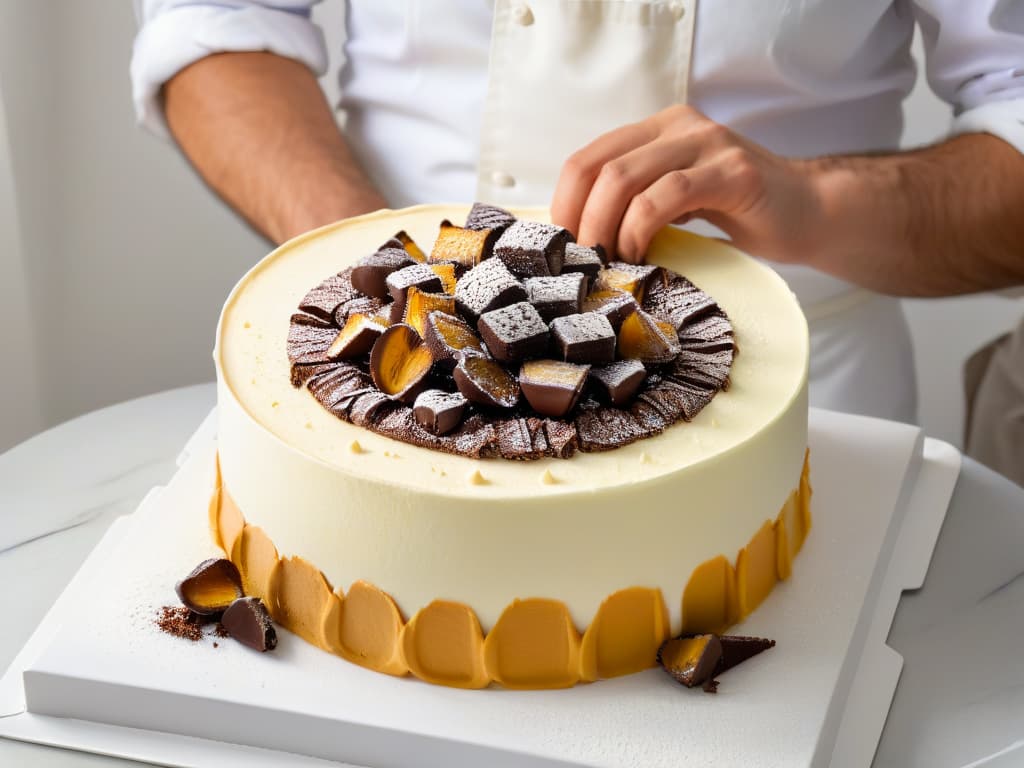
left=130, top=0, right=1024, bottom=422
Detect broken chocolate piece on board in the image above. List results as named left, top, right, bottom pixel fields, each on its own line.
left=298, top=269, right=359, bottom=322
left=550, top=312, right=617, bottom=364
left=221, top=596, right=277, bottom=652
left=465, top=202, right=516, bottom=233
left=492, top=220, right=572, bottom=277
left=454, top=257, right=529, bottom=322
left=716, top=635, right=776, bottom=676
left=369, top=323, right=434, bottom=403
left=423, top=311, right=488, bottom=366
left=453, top=355, right=520, bottom=409
left=590, top=359, right=647, bottom=407
left=524, top=273, right=587, bottom=322
left=582, top=289, right=640, bottom=331
left=413, top=389, right=469, bottom=436
left=519, top=359, right=590, bottom=418
left=175, top=558, right=244, bottom=616
left=429, top=220, right=498, bottom=269
left=657, top=634, right=723, bottom=691
left=560, top=243, right=604, bottom=282
left=351, top=249, right=416, bottom=298
left=477, top=301, right=550, bottom=363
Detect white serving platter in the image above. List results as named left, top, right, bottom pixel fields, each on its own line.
left=0, top=408, right=960, bottom=767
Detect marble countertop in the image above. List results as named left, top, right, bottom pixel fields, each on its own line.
left=1, top=383, right=1022, bottom=768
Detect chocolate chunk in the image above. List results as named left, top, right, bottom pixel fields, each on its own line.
left=574, top=406, right=645, bottom=451
left=639, top=379, right=715, bottom=422
left=678, top=311, right=734, bottom=349
left=543, top=419, right=578, bottom=458
left=386, top=264, right=445, bottom=323
left=561, top=243, right=603, bottom=282
left=519, top=359, right=590, bottom=418
left=413, top=389, right=469, bottom=436
left=644, top=276, right=718, bottom=329
left=423, top=311, right=488, bottom=367
left=524, top=274, right=587, bottom=323
left=429, top=221, right=499, bottom=269
left=492, top=220, right=572, bottom=277
left=617, top=308, right=681, bottom=364
left=175, top=558, right=244, bottom=616
left=657, top=634, right=723, bottom=690
left=307, top=363, right=372, bottom=410
left=334, top=295, right=386, bottom=328
left=290, top=311, right=333, bottom=329
left=450, top=416, right=499, bottom=458
left=594, top=262, right=661, bottom=302
left=326, top=314, right=387, bottom=360
left=298, top=270, right=359, bottom=323
left=352, top=248, right=416, bottom=298
left=349, top=391, right=395, bottom=427
left=582, top=289, right=640, bottom=331
left=630, top=398, right=670, bottom=434
left=591, top=359, right=647, bottom=407
left=221, top=597, right=277, bottom=652
left=550, top=313, right=616, bottom=364
left=477, top=301, right=550, bottom=363
left=369, top=324, right=434, bottom=403
left=716, top=635, right=776, bottom=676
left=290, top=361, right=339, bottom=388
left=496, top=417, right=548, bottom=460
left=454, top=257, right=529, bottom=322
left=465, top=202, right=516, bottom=233
left=669, top=349, right=734, bottom=391
left=286, top=321, right=337, bottom=365
left=453, top=355, right=520, bottom=409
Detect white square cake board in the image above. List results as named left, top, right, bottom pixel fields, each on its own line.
left=0, top=408, right=961, bottom=768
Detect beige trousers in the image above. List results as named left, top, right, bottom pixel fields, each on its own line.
left=965, top=315, right=1024, bottom=488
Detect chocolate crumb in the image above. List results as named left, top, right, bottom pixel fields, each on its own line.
left=155, top=606, right=206, bottom=642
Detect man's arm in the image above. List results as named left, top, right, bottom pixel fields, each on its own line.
left=164, top=51, right=386, bottom=245
left=551, top=106, right=1024, bottom=297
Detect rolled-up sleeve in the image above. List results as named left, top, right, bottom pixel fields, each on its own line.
left=913, top=0, right=1024, bottom=154
left=131, top=0, right=328, bottom=139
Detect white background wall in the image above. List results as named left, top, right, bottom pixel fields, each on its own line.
left=0, top=1, right=1020, bottom=453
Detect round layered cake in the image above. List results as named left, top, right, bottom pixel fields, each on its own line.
left=212, top=204, right=811, bottom=689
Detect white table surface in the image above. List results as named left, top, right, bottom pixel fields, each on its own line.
left=1, top=384, right=1022, bottom=768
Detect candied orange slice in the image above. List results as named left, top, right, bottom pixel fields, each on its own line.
left=429, top=221, right=495, bottom=269
left=594, top=264, right=659, bottom=302
left=428, top=262, right=459, bottom=294
left=369, top=324, right=434, bottom=403
left=453, top=355, right=519, bottom=408
left=424, top=311, right=486, bottom=364
left=402, top=287, right=456, bottom=338
left=618, top=309, right=681, bottom=363
left=394, top=229, right=426, bottom=262
left=326, top=313, right=387, bottom=360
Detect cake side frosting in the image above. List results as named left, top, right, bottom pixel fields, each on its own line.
left=214, top=205, right=809, bottom=635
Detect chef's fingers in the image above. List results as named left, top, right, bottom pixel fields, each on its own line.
left=616, top=161, right=740, bottom=263
left=575, top=136, right=701, bottom=258
left=551, top=121, right=657, bottom=237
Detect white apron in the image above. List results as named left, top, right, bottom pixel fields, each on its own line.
left=469, top=0, right=917, bottom=423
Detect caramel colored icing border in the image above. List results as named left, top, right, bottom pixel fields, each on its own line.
left=209, top=450, right=812, bottom=689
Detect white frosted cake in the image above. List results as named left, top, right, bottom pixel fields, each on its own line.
left=210, top=204, right=811, bottom=689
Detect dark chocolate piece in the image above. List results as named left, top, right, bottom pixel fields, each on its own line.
left=298, top=269, right=359, bottom=323
left=290, top=361, right=339, bottom=388
left=716, top=635, right=776, bottom=676
left=496, top=417, right=548, bottom=460
left=638, top=379, right=715, bottom=422
left=175, top=558, right=244, bottom=616
left=668, top=349, right=734, bottom=391
left=386, top=264, right=445, bottom=323
left=351, top=248, right=416, bottom=298
left=221, top=597, right=277, bottom=652
left=477, top=301, right=550, bottom=362
left=594, top=262, right=661, bottom=301
left=617, top=308, right=681, bottom=364
left=591, top=359, right=647, bottom=407
left=643, top=276, right=718, bottom=329
left=423, top=311, right=488, bottom=367
left=678, top=311, right=735, bottom=349
left=492, top=220, right=572, bottom=277
left=550, top=312, right=616, bottom=364
left=657, top=634, right=723, bottom=690
left=348, top=391, right=395, bottom=427
left=286, top=321, right=336, bottom=365
left=307, top=363, right=373, bottom=410
left=454, top=257, right=528, bottom=322
left=560, top=243, right=603, bottom=281
left=465, top=202, right=516, bottom=233
left=543, top=419, right=578, bottom=458
left=290, top=311, right=333, bottom=329
left=630, top=398, right=670, bottom=434
left=429, top=221, right=499, bottom=269
left=326, top=314, right=387, bottom=360
left=524, top=274, right=587, bottom=322
left=519, top=359, right=590, bottom=418
left=574, top=406, right=645, bottom=451
left=582, top=289, right=640, bottom=331
left=453, top=355, right=520, bottom=409
left=413, top=389, right=469, bottom=436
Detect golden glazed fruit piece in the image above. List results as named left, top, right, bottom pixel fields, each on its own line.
left=429, top=221, right=496, bottom=269
left=401, top=287, right=456, bottom=338
left=326, top=313, right=387, bottom=360
left=368, top=324, right=434, bottom=403
left=423, top=311, right=487, bottom=365
left=394, top=229, right=426, bottom=262
left=618, top=308, right=682, bottom=363
left=453, top=355, right=520, bottom=409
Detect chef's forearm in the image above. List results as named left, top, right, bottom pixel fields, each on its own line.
left=163, top=51, right=387, bottom=245
left=806, top=134, right=1024, bottom=297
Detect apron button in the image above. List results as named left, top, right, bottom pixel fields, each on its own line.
left=668, top=2, right=686, bottom=20
left=512, top=4, right=534, bottom=26
left=490, top=170, right=516, bottom=188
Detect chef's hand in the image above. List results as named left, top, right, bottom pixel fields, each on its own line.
left=551, top=105, right=825, bottom=264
